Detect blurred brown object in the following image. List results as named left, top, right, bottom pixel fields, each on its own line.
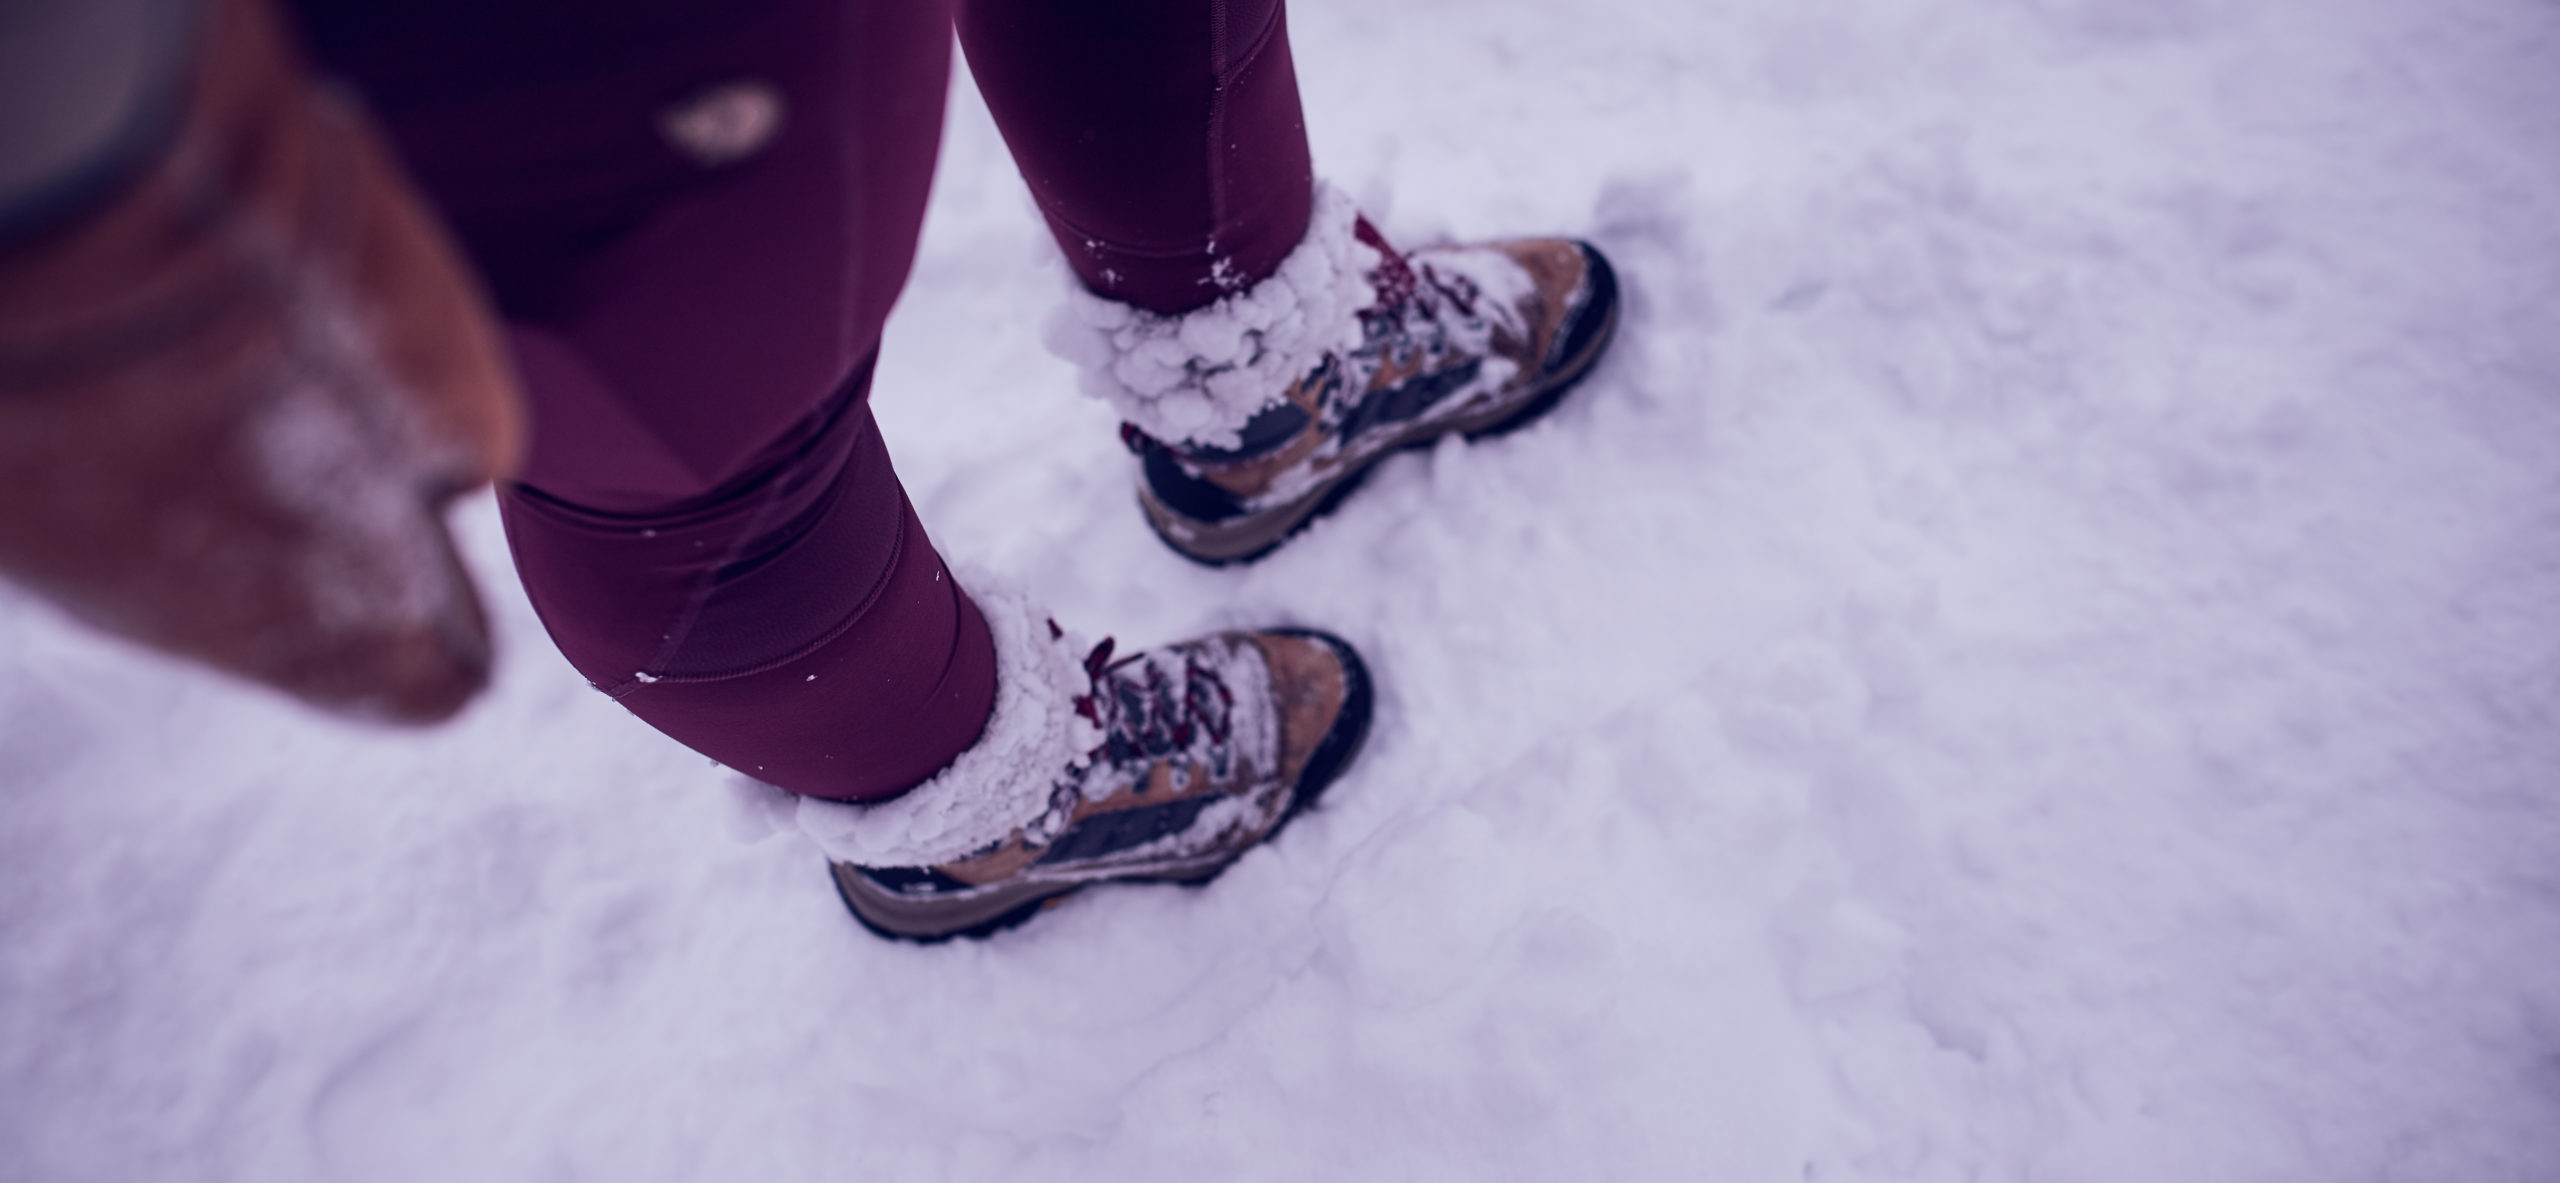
left=0, top=0, right=525, bottom=722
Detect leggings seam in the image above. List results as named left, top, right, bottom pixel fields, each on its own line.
left=1032, top=208, right=1250, bottom=260
left=601, top=507, right=908, bottom=695
left=1208, top=1, right=1287, bottom=267
left=1206, top=0, right=1231, bottom=257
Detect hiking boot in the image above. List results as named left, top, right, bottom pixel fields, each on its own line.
left=1051, top=187, right=1620, bottom=566
left=827, top=627, right=1372, bottom=943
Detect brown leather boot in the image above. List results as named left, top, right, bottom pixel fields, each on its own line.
left=828, top=628, right=1371, bottom=942
left=0, top=0, right=523, bottom=721
left=1053, top=186, right=1620, bottom=566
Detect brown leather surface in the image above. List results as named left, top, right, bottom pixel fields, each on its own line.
left=1196, top=236, right=1593, bottom=500
left=0, top=0, right=523, bottom=720
left=1248, top=632, right=1347, bottom=787
left=936, top=631, right=1346, bottom=884
left=1488, top=237, right=1593, bottom=371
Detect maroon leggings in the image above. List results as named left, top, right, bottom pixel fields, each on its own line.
left=290, top=0, right=1312, bottom=799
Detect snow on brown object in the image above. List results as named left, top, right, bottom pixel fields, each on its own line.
left=0, top=0, right=523, bottom=721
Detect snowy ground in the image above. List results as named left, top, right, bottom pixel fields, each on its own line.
left=7, top=0, right=2560, bottom=1179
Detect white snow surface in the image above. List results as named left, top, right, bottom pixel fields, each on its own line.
left=7, top=1, right=2560, bottom=1179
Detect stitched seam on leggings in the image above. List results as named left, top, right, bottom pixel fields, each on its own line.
left=1223, top=2, right=1288, bottom=89
left=1216, top=5, right=1293, bottom=239
left=625, top=389, right=904, bottom=686
left=603, top=473, right=793, bottom=690
left=1025, top=208, right=1233, bottom=261
left=503, top=355, right=879, bottom=531
left=605, top=506, right=909, bottom=690
left=1207, top=0, right=1229, bottom=260
left=615, top=421, right=905, bottom=688
left=1208, top=1, right=1289, bottom=278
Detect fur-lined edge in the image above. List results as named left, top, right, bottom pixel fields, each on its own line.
left=788, top=571, right=1098, bottom=868
left=1042, top=182, right=1378, bottom=452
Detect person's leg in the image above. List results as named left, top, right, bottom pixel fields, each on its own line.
left=961, top=0, right=1620, bottom=569
left=289, top=0, right=995, bottom=800
left=956, top=0, right=1313, bottom=316
left=293, top=0, right=1374, bottom=944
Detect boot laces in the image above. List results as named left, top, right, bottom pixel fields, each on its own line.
left=1069, top=637, right=1240, bottom=784
left=1114, top=230, right=1518, bottom=459
left=1350, top=225, right=1509, bottom=390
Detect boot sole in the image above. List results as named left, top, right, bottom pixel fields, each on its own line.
left=1140, top=242, right=1623, bottom=567
left=830, top=630, right=1375, bottom=943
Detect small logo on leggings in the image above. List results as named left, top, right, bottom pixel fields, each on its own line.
left=660, top=81, right=786, bottom=166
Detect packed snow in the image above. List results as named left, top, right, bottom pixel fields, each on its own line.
left=6, top=0, right=2559, bottom=1179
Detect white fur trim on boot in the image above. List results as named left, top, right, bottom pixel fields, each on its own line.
left=788, top=572, right=1100, bottom=868
left=1042, top=182, right=1378, bottom=452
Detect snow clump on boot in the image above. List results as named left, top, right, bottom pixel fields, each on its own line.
left=788, top=570, right=1100, bottom=867
left=1043, top=183, right=1378, bottom=452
